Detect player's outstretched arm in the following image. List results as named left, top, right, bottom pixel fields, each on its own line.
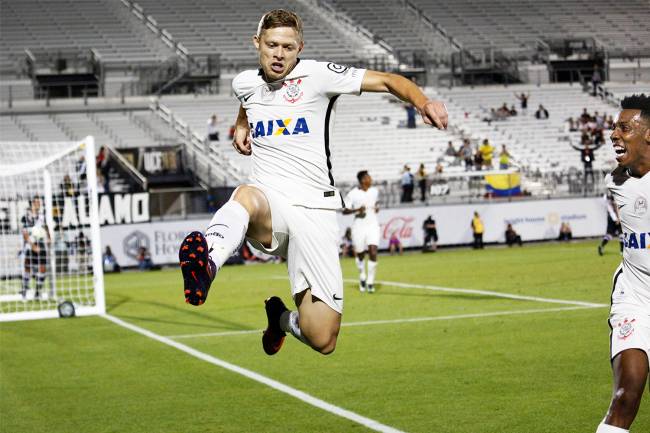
left=232, top=104, right=252, bottom=156
left=361, top=71, right=448, bottom=130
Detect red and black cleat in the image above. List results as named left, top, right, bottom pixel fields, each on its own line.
left=262, top=296, right=289, bottom=355
left=179, top=231, right=216, bottom=306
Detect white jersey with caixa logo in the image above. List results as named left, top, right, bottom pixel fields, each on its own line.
left=232, top=59, right=366, bottom=209
left=605, top=168, right=650, bottom=313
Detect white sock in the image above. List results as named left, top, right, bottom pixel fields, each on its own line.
left=367, top=260, right=377, bottom=285
left=205, top=200, right=250, bottom=268
left=355, top=256, right=366, bottom=281
left=280, top=310, right=309, bottom=345
left=596, top=422, right=628, bottom=433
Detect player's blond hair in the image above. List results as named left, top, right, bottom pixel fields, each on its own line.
left=256, top=9, right=303, bottom=42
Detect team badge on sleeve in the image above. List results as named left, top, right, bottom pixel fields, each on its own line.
left=283, top=79, right=303, bottom=103
left=327, top=62, right=349, bottom=73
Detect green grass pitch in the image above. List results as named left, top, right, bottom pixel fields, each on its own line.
left=1, top=241, right=648, bottom=433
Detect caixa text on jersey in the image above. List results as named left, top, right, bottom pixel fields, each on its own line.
left=249, top=117, right=310, bottom=138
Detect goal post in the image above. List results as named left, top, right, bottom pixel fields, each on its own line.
left=0, top=136, right=105, bottom=321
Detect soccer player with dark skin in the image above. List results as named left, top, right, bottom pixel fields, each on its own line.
left=596, top=94, right=650, bottom=433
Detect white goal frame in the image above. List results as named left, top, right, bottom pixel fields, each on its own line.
left=0, top=136, right=105, bottom=321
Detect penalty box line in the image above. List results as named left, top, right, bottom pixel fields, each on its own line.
left=166, top=305, right=601, bottom=340
left=102, top=314, right=407, bottom=433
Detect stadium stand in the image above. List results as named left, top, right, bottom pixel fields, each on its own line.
left=0, top=110, right=177, bottom=148
left=435, top=83, right=618, bottom=173
left=131, top=0, right=389, bottom=69
left=160, top=92, right=458, bottom=184
left=406, top=0, right=650, bottom=56
left=329, top=0, right=458, bottom=66
left=0, top=0, right=176, bottom=76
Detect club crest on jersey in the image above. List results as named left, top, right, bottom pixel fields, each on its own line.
left=249, top=117, right=310, bottom=138
left=283, top=79, right=303, bottom=103
left=617, top=318, right=636, bottom=340
left=634, top=196, right=647, bottom=216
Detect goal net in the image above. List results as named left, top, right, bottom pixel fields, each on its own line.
left=0, top=137, right=105, bottom=321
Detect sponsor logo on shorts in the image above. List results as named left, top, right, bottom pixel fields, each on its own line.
left=617, top=318, right=636, bottom=340
left=333, top=294, right=343, bottom=301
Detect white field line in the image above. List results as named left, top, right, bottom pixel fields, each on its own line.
left=103, top=314, right=406, bottom=433
left=355, top=279, right=608, bottom=308
left=165, top=305, right=602, bottom=340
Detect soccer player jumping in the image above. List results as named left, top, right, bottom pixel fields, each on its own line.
left=179, top=10, right=447, bottom=355
left=596, top=94, right=650, bottom=433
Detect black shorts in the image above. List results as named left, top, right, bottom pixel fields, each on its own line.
left=25, top=246, right=47, bottom=267
left=607, top=218, right=621, bottom=236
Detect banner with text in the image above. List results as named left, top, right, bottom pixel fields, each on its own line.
left=101, top=197, right=607, bottom=266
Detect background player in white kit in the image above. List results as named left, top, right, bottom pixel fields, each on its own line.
left=178, top=9, right=448, bottom=355
left=598, top=193, right=623, bottom=256
left=343, top=170, right=380, bottom=293
left=596, top=94, right=650, bottom=433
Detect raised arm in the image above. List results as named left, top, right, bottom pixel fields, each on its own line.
left=232, top=104, right=252, bottom=155
left=361, top=71, right=448, bottom=130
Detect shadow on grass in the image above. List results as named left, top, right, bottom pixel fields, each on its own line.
left=106, top=294, right=254, bottom=331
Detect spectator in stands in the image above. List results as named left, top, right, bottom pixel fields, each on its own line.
left=499, top=145, right=511, bottom=170
left=103, top=246, right=121, bottom=273
left=340, top=227, right=354, bottom=258
left=505, top=224, right=522, bottom=247
left=471, top=211, right=484, bottom=249
left=593, top=128, right=606, bottom=146
left=535, top=105, right=549, bottom=120
left=591, top=66, right=602, bottom=97
left=514, top=92, right=529, bottom=112
left=474, top=148, right=484, bottom=171
left=483, top=108, right=498, bottom=125
left=96, top=146, right=110, bottom=193
left=76, top=155, right=87, bottom=182
left=400, top=165, right=414, bottom=202
left=570, top=141, right=603, bottom=185
left=558, top=222, right=573, bottom=241
left=207, top=114, right=220, bottom=141
left=60, top=174, right=77, bottom=198
left=497, top=103, right=511, bottom=119
left=404, top=104, right=417, bottom=129
left=137, top=246, right=154, bottom=271
left=566, top=117, right=579, bottom=132
left=460, top=140, right=473, bottom=171
left=445, top=141, right=457, bottom=157
left=479, top=139, right=494, bottom=170
left=509, top=105, right=518, bottom=116
left=388, top=232, right=403, bottom=255
left=580, top=108, right=591, bottom=124
left=422, top=215, right=438, bottom=252
left=416, top=163, right=427, bottom=202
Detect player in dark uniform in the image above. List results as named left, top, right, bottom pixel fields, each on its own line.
left=21, top=197, right=49, bottom=300
left=598, top=193, right=622, bottom=256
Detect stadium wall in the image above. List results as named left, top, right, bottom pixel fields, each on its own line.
left=100, top=197, right=606, bottom=266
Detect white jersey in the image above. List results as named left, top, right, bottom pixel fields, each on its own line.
left=344, top=186, right=379, bottom=228
left=232, top=60, right=366, bottom=209
left=605, top=169, right=650, bottom=312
